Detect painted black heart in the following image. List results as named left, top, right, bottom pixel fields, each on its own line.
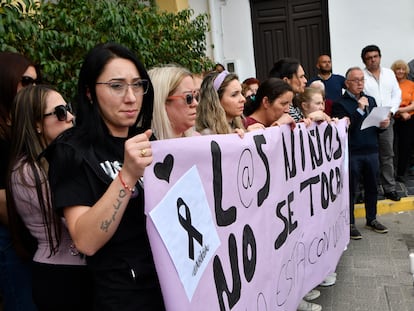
left=154, top=154, right=174, bottom=183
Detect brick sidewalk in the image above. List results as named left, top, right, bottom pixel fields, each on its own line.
left=311, top=175, right=414, bottom=311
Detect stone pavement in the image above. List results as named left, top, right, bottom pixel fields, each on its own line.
left=311, top=177, right=414, bottom=311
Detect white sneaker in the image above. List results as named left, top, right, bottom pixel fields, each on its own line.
left=319, top=273, right=336, bottom=287
left=303, top=289, right=320, bottom=301
left=297, top=299, right=322, bottom=311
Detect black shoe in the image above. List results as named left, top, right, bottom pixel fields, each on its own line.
left=350, top=225, right=362, bottom=240
left=365, top=219, right=388, bottom=233
left=384, top=191, right=401, bottom=201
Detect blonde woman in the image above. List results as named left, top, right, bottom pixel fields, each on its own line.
left=297, top=87, right=333, bottom=124
left=149, top=64, right=199, bottom=139
left=391, top=60, right=414, bottom=181
left=197, top=71, right=262, bottom=135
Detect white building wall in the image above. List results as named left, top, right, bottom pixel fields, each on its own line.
left=189, top=0, right=256, bottom=81
left=329, top=0, right=414, bottom=76
left=190, top=0, right=414, bottom=80
left=219, top=0, right=256, bottom=81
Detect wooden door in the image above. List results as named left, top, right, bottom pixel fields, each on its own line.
left=250, top=0, right=330, bottom=81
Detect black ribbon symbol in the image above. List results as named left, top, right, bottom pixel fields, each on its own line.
left=177, top=197, right=203, bottom=260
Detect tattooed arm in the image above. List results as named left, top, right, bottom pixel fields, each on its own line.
left=63, top=130, right=153, bottom=256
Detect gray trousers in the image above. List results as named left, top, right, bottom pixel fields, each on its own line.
left=378, top=118, right=396, bottom=193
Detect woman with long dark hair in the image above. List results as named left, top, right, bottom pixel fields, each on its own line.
left=6, top=85, right=93, bottom=310
left=45, top=43, right=165, bottom=310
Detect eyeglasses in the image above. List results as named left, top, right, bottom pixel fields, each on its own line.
left=96, top=79, right=149, bottom=97
left=167, top=92, right=200, bottom=105
left=347, top=79, right=365, bottom=84
left=43, top=103, right=73, bottom=121
left=21, top=76, right=39, bottom=87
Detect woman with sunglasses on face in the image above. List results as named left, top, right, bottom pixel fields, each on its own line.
left=6, top=85, right=93, bottom=311
left=196, top=71, right=262, bottom=136
left=0, top=51, right=40, bottom=311
left=45, top=43, right=165, bottom=310
left=149, top=64, right=200, bottom=139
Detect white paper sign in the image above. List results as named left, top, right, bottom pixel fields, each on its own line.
left=149, top=165, right=221, bottom=301
left=361, top=106, right=391, bottom=130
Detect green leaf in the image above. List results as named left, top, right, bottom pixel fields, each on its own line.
left=0, top=0, right=214, bottom=99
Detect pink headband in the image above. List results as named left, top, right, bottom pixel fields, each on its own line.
left=213, top=70, right=230, bottom=91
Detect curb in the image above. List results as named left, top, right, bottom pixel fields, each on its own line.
left=355, top=195, right=414, bottom=218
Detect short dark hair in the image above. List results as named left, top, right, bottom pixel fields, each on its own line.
left=214, top=63, right=225, bottom=71
left=361, top=45, right=381, bottom=62
left=243, top=77, right=260, bottom=85
left=268, top=58, right=301, bottom=79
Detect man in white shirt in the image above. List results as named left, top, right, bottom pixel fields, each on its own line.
left=361, top=45, right=402, bottom=201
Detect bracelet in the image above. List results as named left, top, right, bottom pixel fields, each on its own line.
left=118, top=171, right=136, bottom=195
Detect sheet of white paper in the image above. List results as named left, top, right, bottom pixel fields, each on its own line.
left=361, top=106, right=391, bottom=130
left=149, top=165, right=221, bottom=301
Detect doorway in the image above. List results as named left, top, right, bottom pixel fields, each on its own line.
left=250, top=0, right=331, bottom=81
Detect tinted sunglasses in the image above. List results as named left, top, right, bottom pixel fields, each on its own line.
left=167, top=92, right=200, bottom=105
left=43, top=103, right=72, bottom=121
left=21, top=76, right=39, bottom=87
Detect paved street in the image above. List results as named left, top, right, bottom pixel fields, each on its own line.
left=312, top=176, right=414, bottom=311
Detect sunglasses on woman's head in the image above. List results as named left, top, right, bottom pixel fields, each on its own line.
left=21, top=76, right=39, bottom=87
left=167, top=92, right=200, bottom=105
left=43, top=103, right=73, bottom=121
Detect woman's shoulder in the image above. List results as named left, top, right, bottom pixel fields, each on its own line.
left=44, top=127, right=91, bottom=167
left=402, top=79, right=414, bottom=87
left=11, top=158, right=44, bottom=188
left=48, top=127, right=90, bottom=153
left=243, top=116, right=259, bottom=127
left=54, top=127, right=84, bottom=146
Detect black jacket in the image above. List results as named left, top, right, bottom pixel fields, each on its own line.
left=332, top=91, right=382, bottom=155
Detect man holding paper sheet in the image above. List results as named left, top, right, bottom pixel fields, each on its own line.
left=332, top=67, right=390, bottom=240
left=361, top=45, right=402, bottom=201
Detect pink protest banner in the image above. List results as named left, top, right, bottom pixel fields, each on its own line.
left=144, top=119, right=350, bottom=311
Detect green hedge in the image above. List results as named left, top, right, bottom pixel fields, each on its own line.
left=0, top=0, right=214, bottom=100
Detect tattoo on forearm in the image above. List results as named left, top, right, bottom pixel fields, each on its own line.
left=100, top=188, right=128, bottom=232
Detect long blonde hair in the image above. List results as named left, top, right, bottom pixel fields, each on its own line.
left=196, top=71, right=245, bottom=134
left=149, top=64, right=195, bottom=139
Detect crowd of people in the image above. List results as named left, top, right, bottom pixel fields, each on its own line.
left=0, top=43, right=413, bottom=311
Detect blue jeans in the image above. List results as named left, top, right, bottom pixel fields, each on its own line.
left=0, top=225, right=37, bottom=311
